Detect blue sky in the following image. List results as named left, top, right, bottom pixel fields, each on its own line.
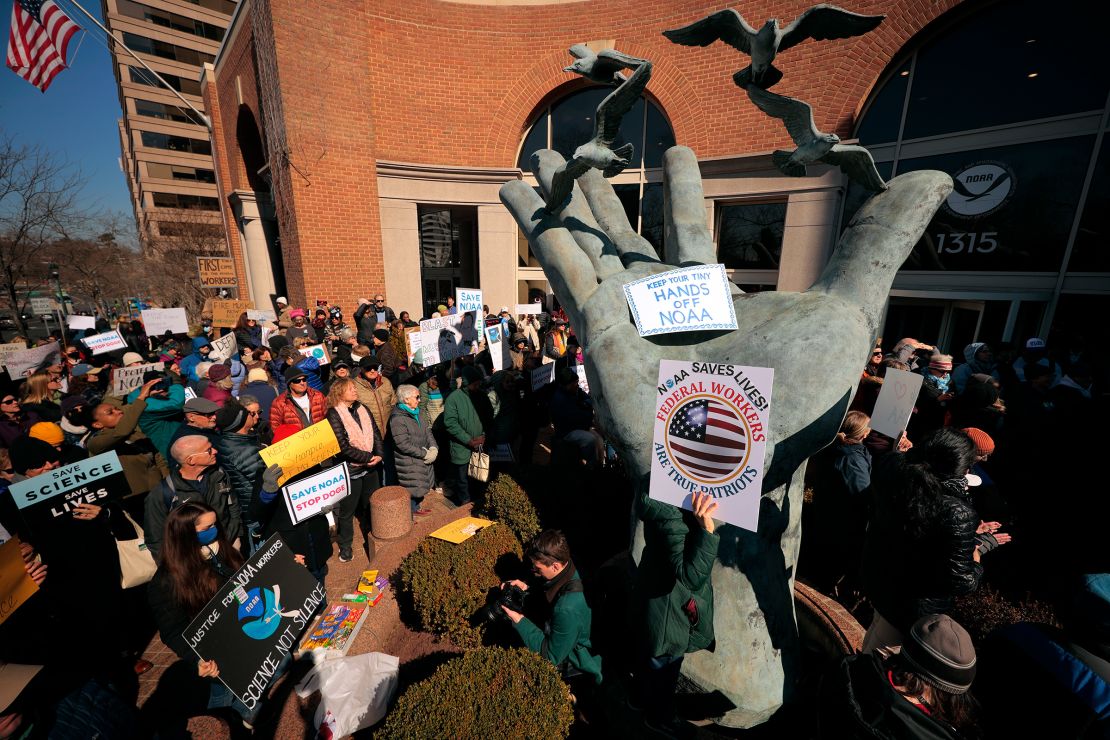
left=1, top=2, right=133, bottom=220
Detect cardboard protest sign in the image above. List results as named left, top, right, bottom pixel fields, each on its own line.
left=515, top=303, right=543, bottom=315
left=531, top=363, right=555, bottom=392
left=247, top=309, right=276, bottom=322
left=141, top=307, right=189, bottom=336
left=66, top=315, right=97, bottom=331
left=0, top=537, right=39, bottom=626
left=111, top=362, right=164, bottom=397
left=282, top=463, right=350, bottom=525
left=197, top=257, right=238, bottom=288
left=455, top=288, right=483, bottom=315
left=0, top=342, right=27, bottom=370
left=207, top=332, right=238, bottom=362
left=211, top=300, right=254, bottom=327
left=82, top=330, right=128, bottom=355
left=870, top=368, right=924, bottom=440
left=3, top=342, right=59, bottom=378
left=650, top=360, right=773, bottom=533
left=429, top=517, right=495, bottom=544
left=405, top=327, right=421, bottom=364
left=576, top=365, right=590, bottom=395
left=299, top=344, right=330, bottom=366
left=418, top=311, right=481, bottom=366
left=623, top=264, right=738, bottom=337
left=9, top=452, right=131, bottom=535
left=185, top=535, right=326, bottom=714
left=259, top=420, right=340, bottom=485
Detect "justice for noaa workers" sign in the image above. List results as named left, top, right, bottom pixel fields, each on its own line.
left=650, top=360, right=773, bottom=532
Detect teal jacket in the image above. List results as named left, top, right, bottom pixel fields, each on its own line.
left=442, top=388, right=482, bottom=464
left=127, top=383, right=185, bottom=461
left=513, top=571, right=602, bottom=684
left=635, top=494, right=720, bottom=658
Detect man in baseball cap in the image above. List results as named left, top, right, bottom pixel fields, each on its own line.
left=169, top=396, right=221, bottom=451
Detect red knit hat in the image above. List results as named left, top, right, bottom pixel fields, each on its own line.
left=962, top=427, right=995, bottom=456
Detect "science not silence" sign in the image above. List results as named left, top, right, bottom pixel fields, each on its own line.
left=623, top=264, right=738, bottom=337
left=650, top=360, right=773, bottom=533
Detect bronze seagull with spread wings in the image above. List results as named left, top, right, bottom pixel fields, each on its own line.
left=544, top=54, right=653, bottom=213
left=746, top=84, right=887, bottom=191
left=564, top=44, right=649, bottom=85
left=663, top=4, right=884, bottom=89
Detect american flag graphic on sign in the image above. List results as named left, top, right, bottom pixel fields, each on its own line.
left=667, top=397, right=747, bottom=482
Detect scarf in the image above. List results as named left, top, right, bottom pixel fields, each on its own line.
left=334, top=401, right=376, bottom=463
left=400, top=403, right=419, bottom=422
left=544, top=559, right=577, bottom=604
left=923, top=372, right=950, bottom=393
left=552, top=330, right=566, bottom=357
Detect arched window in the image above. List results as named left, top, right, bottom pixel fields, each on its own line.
left=516, top=87, right=675, bottom=255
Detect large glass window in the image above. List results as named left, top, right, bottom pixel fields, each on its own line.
left=129, top=66, right=202, bottom=96
left=147, top=163, right=216, bottom=183
left=150, top=192, right=219, bottom=210
left=716, top=202, right=786, bottom=270
left=139, top=131, right=211, bottom=155
left=116, top=0, right=226, bottom=41
left=122, top=32, right=214, bottom=66
left=134, top=99, right=197, bottom=124
left=1070, top=139, right=1110, bottom=272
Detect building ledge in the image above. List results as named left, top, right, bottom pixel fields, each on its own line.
left=376, top=160, right=523, bottom=184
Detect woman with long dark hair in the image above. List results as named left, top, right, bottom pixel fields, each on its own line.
left=233, top=312, right=263, bottom=350
left=861, top=428, right=985, bottom=652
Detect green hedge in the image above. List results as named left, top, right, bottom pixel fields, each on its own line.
left=398, top=522, right=522, bottom=647
left=482, top=473, right=541, bottom=543
left=379, top=647, right=573, bottom=739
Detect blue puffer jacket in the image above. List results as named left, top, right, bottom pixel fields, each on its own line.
left=178, top=337, right=211, bottom=382
left=297, top=355, right=324, bottom=392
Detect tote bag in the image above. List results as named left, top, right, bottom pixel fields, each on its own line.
left=117, top=510, right=157, bottom=588
left=468, top=445, right=490, bottom=483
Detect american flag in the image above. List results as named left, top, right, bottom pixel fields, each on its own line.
left=6, top=0, right=80, bottom=92
left=667, top=397, right=746, bottom=482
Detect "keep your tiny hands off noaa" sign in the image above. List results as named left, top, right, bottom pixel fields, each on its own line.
left=623, top=264, right=737, bottom=337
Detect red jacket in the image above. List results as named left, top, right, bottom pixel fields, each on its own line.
left=270, top=389, right=327, bottom=430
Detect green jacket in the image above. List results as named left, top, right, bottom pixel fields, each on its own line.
left=635, top=495, right=720, bottom=658
left=442, top=388, right=482, bottom=464
left=513, top=571, right=602, bottom=684
left=87, top=397, right=168, bottom=498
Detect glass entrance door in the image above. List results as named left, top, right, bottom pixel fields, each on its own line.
left=418, top=205, right=479, bottom=318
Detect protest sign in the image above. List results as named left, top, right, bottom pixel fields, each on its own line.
left=486, top=322, right=510, bottom=372
left=30, top=296, right=56, bottom=315
left=870, top=368, right=924, bottom=440
left=623, top=264, right=738, bottom=337
left=576, top=365, right=590, bottom=395
left=208, top=332, right=238, bottom=362
left=650, top=360, right=774, bottom=533
left=9, top=451, right=131, bottom=535
left=531, top=363, right=555, bottom=392
left=212, top=300, right=254, bottom=327
left=455, top=288, right=483, bottom=315
left=247, top=309, right=276, bottom=322
left=141, top=307, right=189, bottom=336
left=261, top=325, right=277, bottom=348
left=299, top=344, right=330, bottom=366
left=66, top=315, right=97, bottom=331
left=0, top=537, right=39, bottom=626
left=3, top=342, right=59, bottom=379
left=0, top=342, right=27, bottom=370
left=82, top=330, right=128, bottom=355
left=197, top=257, right=238, bottom=288
left=259, top=420, right=340, bottom=485
left=184, top=387, right=197, bottom=401
left=418, top=311, right=481, bottom=366
left=429, top=517, right=495, bottom=544
left=185, top=535, right=326, bottom=714
left=111, top=362, right=164, bottom=396
left=515, top=303, right=543, bottom=315
left=405, top=327, right=421, bottom=364
left=283, top=463, right=350, bottom=525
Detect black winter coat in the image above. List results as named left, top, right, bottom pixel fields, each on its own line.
left=148, top=554, right=238, bottom=660
left=862, top=458, right=982, bottom=632
left=249, top=487, right=332, bottom=573
left=214, top=430, right=265, bottom=514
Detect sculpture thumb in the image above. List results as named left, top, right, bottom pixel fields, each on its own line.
left=809, top=170, right=952, bottom=330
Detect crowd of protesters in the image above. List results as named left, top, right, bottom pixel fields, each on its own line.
left=0, top=286, right=1106, bottom=739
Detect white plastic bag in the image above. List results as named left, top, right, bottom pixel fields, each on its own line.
left=295, top=652, right=399, bottom=737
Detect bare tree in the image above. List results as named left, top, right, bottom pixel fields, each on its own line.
left=0, top=135, right=88, bottom=335
left=141, top=208, right=231, bottom=319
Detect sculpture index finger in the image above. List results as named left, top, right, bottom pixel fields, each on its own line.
left=499, top=179, right=600, bottom=324
left=663, top=146, right=718, bottom=267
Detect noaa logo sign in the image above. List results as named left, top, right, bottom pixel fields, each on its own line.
left=944, top=161, right=1015, bottom=218
left=238, top=587, right=282, bottom=640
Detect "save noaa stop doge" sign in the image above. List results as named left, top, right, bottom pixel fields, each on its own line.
left=623, top=264, right=737, bottom=337
left=282, top=463, right=350, bottom=525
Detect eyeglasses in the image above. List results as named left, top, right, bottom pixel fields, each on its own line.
left=289, top=377, right=308, bottom=384
left=1, top=398, right=18, bottom=405
left=374, top=299, right=384, bottom=303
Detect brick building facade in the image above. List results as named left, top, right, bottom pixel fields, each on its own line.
left=201, top=0, right=1110, bottom=354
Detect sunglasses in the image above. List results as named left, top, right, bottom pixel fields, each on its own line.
left=289, top=377, right=308, bottom=384
left=1, top=398, right=18, bottom=405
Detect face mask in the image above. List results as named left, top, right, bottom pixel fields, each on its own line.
left=197, top=526, right=218, bottom=546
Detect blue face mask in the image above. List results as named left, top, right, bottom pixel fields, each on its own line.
left=197, top=526, right=218, bottom=546
left=928, top=372, right=951, bottom=393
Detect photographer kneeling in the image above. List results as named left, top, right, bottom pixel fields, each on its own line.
left=499, top=529, right=603, bottom=699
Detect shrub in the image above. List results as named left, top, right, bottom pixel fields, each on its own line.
left=482, top=473, right=541, bottom=543
left=952, top=584, right=1060, bottom=644
left=379, top=647, right=573, bottom=740
left=397, top=522, right=522, bottom=647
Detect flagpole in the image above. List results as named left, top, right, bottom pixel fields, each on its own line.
left=62, top=0, right=212, bottom=130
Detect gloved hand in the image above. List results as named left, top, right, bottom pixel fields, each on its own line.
left=262, top=464, right=283, bottom=493
left=422, top=447, right=438, bottom=464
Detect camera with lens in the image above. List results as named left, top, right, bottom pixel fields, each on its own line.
left=475, top=583, right=528, bottom=624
